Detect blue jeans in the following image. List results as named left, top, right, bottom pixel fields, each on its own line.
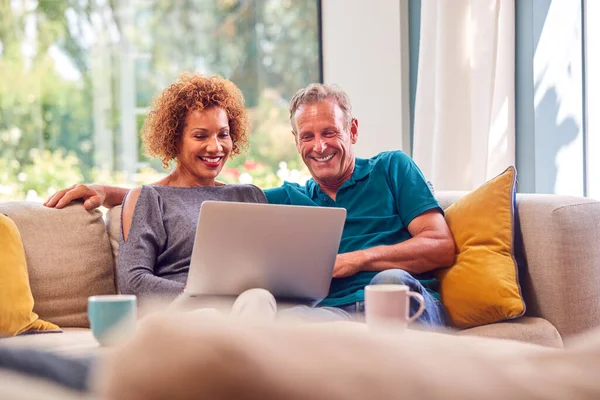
left=279, top=269, right=449, bottom=327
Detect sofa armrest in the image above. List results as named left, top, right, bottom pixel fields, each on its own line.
left=516, top=194, right=600, bottom=338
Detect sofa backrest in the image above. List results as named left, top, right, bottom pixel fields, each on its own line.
left=3, top=191, right=599, bottom=336
left=0, top=201, right=117, bottom=328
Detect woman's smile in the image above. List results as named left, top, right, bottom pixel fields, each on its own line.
left=199, top=156, right=224, bottom=168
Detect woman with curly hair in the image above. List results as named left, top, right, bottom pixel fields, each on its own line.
left=117, top=73, right=266, bottom=299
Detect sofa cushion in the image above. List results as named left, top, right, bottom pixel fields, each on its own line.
left=458, top=317, right=562, bottom=348
left=434, top=166, right=525, bottom=329
left=0, top=214, right=59, bottom=336
left=0, top=202, right=117, bottom=328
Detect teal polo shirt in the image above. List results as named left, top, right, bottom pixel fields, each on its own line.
left=264, top=150, right=443, bottom=307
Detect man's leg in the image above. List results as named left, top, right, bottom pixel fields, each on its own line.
left=369, top=269, right=449, bottom=327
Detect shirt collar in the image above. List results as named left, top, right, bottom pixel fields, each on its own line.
left=307, top=157, right=370, bottom=199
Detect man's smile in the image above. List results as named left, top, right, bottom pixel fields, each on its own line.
left=311, top=153, right=336, bottom=163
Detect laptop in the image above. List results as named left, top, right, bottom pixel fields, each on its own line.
left=182, top=200, right=346, bottom=303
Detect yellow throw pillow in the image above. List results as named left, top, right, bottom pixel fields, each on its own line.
left=0, top=214, right=59, bottom=336
left=436, top=166, right=525, bottom=329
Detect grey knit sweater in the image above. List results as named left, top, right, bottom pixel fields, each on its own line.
left=117, top=184, right=266, bottom=299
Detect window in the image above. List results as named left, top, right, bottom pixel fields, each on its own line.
left=584, top=0, right=600, bottom=199
left=0, top=0, right=320, bottom=202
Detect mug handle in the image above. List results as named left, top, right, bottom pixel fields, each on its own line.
left=407, top=292, right=426, bottom=323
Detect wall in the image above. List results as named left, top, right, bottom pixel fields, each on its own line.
left=320, top=0, right=409, bottom=158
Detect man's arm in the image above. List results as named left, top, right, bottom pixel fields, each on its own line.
left=44, top=184, right=130, bottom=210
left=332, top=209, right=455, bottom=278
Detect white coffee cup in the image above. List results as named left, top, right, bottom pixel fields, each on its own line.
left=364, top=284, right=425, bottom=330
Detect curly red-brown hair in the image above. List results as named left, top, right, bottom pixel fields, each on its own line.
left=142, top=73, right=249, bottom=168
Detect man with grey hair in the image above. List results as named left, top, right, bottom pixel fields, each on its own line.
left=261, top=83, right=454, bottom=324
left=45, top=83, right=455, bottom=326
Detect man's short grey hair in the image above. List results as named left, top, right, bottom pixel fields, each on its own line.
left=289, top=83, right=353, bottom=133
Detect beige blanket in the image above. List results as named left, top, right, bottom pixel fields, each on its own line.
left=94, top=313, right=600, bottom=400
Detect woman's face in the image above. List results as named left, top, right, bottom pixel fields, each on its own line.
left=177, top=106, right=233, bottom=185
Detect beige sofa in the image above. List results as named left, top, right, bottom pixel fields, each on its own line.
left=1, top=192, right=600, bottom=352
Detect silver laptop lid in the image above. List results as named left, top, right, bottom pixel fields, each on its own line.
left=186, top=201, right=346, bottom=301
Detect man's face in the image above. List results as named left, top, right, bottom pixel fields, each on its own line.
left=293, top=99, right=358, bottom=187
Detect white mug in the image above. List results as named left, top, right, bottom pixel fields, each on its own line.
left=364, top=284, right=426, bottom=330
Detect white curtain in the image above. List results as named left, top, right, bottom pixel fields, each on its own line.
left=413, top=0, right=515, bottom=191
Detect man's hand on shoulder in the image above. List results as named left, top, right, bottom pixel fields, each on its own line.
left=44, top=184, right=107, bottom=210
left=333, top=251, right=366, bottom=278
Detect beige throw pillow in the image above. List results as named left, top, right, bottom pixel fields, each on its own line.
left=0, top=202, right=117, bottom=327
